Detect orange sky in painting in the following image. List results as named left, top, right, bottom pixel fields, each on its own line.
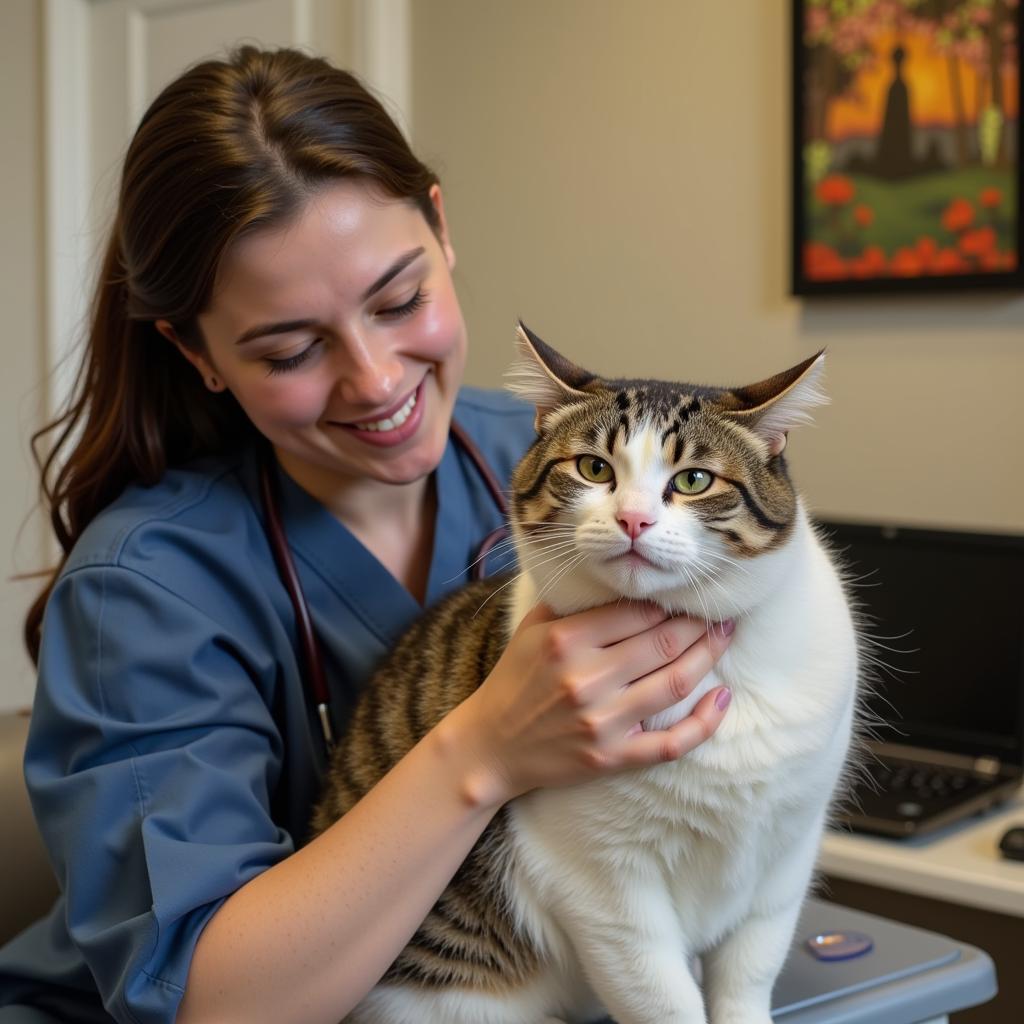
left=826, top=28, right=1018, bottom=140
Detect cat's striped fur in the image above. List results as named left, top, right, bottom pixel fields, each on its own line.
left=311, top=324, right=857, bottom=1024
left=311, top=577, right=536, bottom=991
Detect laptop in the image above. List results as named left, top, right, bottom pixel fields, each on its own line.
left=814, top=518, right=1024, bottom=838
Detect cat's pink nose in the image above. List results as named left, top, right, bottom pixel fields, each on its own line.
left=617, top=511, right=656, bottom=540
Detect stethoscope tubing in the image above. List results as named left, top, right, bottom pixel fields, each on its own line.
left=258, top=421, right=509, bottom=752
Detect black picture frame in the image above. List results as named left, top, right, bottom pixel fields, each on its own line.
left=792, top=0, right=1024, bottom=296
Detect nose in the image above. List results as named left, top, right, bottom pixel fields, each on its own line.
left=617, top=510, right=657, bottom=540
left=333, top=334, right=403, bottom=407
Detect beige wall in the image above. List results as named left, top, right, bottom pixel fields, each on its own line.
left=412, top=0, right=1024, bottom=534
left=0, top=0, right=48, bottom=711
left=3, top=0, right=1023, bottom=711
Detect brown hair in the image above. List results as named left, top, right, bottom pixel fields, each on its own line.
left=26, top=46, right=440, bottom=662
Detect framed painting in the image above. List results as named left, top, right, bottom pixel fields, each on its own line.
left=792, top=0, right=1024, bottom=294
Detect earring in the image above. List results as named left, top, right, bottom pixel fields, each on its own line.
left=206, top=375, right=221, bottom=392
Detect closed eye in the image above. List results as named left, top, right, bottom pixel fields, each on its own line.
left=265, top=340, right=321, bottom=376
left=378, top=288, right=427, bottom=319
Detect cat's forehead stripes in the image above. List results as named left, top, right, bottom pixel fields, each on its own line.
left=513, top=393, right=799, bottom=558
left=606, top=420, right=664, bottom=486
left=606, top=379, right=711, bottom=422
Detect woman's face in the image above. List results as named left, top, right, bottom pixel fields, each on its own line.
left=170, top=180, right=467, bottom=496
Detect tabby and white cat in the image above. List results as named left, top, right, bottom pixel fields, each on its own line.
left=312, top=324, right=859, bottom=1024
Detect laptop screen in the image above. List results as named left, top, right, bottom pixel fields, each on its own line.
left=815, top=519, right=1024, bottom=766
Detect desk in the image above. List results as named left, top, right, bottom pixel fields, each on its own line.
left=818, top=788, right=1024, bottom=917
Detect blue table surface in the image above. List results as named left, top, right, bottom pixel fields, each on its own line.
left=771, top=898, right=995, bottom=1023
left=587, top=897, right=996, bottom=1024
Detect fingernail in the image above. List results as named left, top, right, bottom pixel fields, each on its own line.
left=720, top=618, right=735, bottom=637
left=715, top=687, right=732, bottom=712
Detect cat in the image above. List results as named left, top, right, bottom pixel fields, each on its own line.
left=311, top=323, right=860, bottom=1024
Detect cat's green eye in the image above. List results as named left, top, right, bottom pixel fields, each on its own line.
left=577, top=455, right=614, bottom=484
left=672, top=469, right=714, bottom=495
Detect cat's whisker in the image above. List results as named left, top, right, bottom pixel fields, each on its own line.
left=857, top=645, right=917, bottom=683
left=522, top=538, right=583, bottom=556
left=856, top=629, right=915, bottom=648
left=857, top=672, right=904, bottom=723
left=471, top=568, right=530, bottom=616
left=522, top=536, right=579, bottom=548
left=519, top=544, right=586, bottom=577
left=522, top=537, right=580, bottom=551
left=654, top=543, right=752, bottom=583
left=688, top=562, right=742, bottom=619
left=840, top=566, right=882, bottom=587
left=536, top=547, right=589, bottom=594
left=449, top=529, right=580, bottom=585
left=455, top=528, right=572, bottom=574
left=517, top=529, right=578, bottom=548
left=679, top=562, right=715, bottom=632
left=471, top=544, right=586, bottom=618
left=695, top=571, right=732, bottom=626
left=448, top=537, right=524, bottom=583
left=701, top=548, right=753, bottom=577
left=534, top=552, right=590, bottom=607
left=517, top=523, right=578, bottom=536
left=689, top=562, right=748, bottom=617
left=524, top=540, right=581, bottom=557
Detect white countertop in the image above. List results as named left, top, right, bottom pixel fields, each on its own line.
left=817, top=788, right=1024, bottom=918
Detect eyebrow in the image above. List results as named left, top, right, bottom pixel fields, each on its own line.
left=235, top=318, right=318, bottom=346
left=361, top=246, right=425, bottom=301
left=233, top=246, right=427, bottom=346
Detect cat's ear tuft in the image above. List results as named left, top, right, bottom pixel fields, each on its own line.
left=725, top=351, right=828, bottom=456
left=505, top=321, right=595, bottom=430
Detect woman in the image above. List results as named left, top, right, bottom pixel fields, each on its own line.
left=0, top=48, right=733, bottom=1024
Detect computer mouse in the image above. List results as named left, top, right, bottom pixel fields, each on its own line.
left=998, top=826, right=1024, bottom=862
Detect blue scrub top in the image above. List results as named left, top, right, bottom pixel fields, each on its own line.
left=0, top=388, right=537, bottom=1024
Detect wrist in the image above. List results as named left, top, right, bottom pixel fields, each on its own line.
left=432, top=696, right=514, bottom=812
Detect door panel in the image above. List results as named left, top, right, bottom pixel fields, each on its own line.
left=45, top=0, right=407, bottom=417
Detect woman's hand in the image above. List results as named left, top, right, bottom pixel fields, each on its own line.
left=444, top=602, right=734, bottom=807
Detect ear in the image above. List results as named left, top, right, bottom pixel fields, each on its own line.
left=504, top=321, right=597, bottom=430
left=427, top=183, right=456, bottom=271
left=724, top=351, right=827, bottom=456
left=155, top=320, right=226, bottom=393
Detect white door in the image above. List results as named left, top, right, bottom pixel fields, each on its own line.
left=45, top=0, right=410, bottom=416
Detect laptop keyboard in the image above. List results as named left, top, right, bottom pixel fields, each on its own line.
left=864, top=758, right=989, bottom=803
left=842, top=755, right=1018, bottom=835
left=842, top=756, right=1006, bottom=833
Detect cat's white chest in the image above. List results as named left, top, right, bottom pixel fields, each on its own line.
left=505, top=515, right=858, bottom=963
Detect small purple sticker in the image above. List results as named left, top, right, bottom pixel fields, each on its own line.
left=805, top=930, right=874, bottom=961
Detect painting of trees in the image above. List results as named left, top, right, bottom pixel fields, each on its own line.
left=794, top=0, right=1022, bottom=292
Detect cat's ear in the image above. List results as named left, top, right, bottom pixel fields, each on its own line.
left=505, top=321, right=596, bottom=430
left=724, top=351, right=828, bottom=456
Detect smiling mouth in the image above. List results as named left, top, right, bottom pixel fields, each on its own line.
left=350, top=391, right=417, bottom=433
left=337, top=379, right=423, bottom=433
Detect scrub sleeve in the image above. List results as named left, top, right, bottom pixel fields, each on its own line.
left=0, top=388, right=537, bottom=1024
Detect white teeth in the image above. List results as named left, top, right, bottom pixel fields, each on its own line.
left=353, top=390, right=417, bottom=432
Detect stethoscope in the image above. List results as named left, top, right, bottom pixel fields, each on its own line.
left=258, top=420, right=509, bottom=753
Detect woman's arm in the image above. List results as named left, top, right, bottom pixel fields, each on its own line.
left=176, top=603, right=733, bottom=1024
left=176, top=711, right=499, bottom=1024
